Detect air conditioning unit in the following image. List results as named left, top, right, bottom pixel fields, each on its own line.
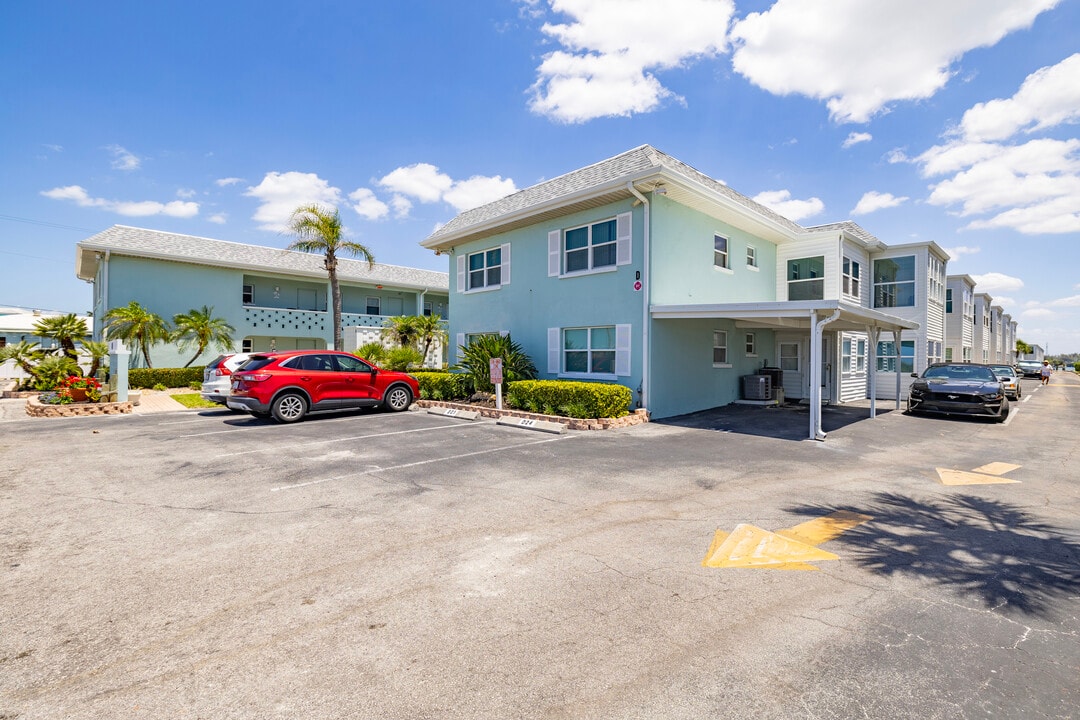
left=742, top=374, right=772, bottom=400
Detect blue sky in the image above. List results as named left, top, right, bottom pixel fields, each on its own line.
left=3, top=0, right=1079, bottom=353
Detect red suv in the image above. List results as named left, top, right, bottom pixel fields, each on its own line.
left=226, top=350, right=420, bottom=423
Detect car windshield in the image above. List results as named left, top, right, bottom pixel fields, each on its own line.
left=923, top=365, right=996, bottom=381
left=990, top=366, right=1016, bottom=377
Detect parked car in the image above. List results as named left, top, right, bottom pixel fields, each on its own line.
left=988, top=364, right=1022, bottom=400
left=201, top=353, right=255, bottom=405
left=226, top=349, right=419, bottom=423
left=1016, top=360, right=1043, bottom=378
left=907, top=363, right=1009, bottom=423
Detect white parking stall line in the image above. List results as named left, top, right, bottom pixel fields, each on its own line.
left=154, top=418, right=211, bottom=426
left=270, top=435, right=571, bottom=492
left=1023, top=394, right=1032, bottom=403
left=216, top=420, right=492, bottom=458
left=1002, top=407, right=1018, bottom=427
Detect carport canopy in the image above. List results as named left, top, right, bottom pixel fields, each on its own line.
left=650, top=300, right=920, bottom=441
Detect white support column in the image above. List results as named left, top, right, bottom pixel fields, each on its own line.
left=866, top=325, right=880, bottom=418
left=893, top=328, right=903, bottom=410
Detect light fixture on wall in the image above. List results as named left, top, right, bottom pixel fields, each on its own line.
left=654, top=184, right=667, bottom=195
left=273, top=286, right=280, bottom=299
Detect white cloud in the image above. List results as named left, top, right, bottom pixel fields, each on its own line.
left=176, top=188, right=197, bottom=199
left=842, top=132, right=872, bottom=149
left=379, top=163, right=453, bottom=203
left=885, top=149, right=909, bottom=164
left=243, top=172, right=342, bottom=231
left=40, top=184, right=198, bottom=218
left=942, top=245, right=980, bottom=260
left=390, top=195, right=413, bottom=219
left=1048, top=294, right=1080, bottom=308
left=970, top=272, right=1024, bottom=293
left=729, top=0, right=1061, bottom=123
left=993, top=296, right=1015, bottom=308
left=751, top=189, right=824, bottom=221
left=959, top=53, right=1080, bottom=142
left=208, top=213, right=227, bottom=224
left=106, top=144, right=141, bottom=171
left=43, top=144, right=63, bottom=153
left=851, top=191, right=908, bottom=215
left=443, top=175, right=519, bottom=212
left=528, top=0, right=735, bottom=123
left=1021, top=308, right=1055, bottom=318
left=215, top=177, right=244, bottom=187
left=348, top=187, right=390, bottom=221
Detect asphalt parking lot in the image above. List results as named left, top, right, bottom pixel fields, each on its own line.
left=1, top=374, right=1078, bottom=719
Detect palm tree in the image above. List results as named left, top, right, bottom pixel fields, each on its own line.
left=104, top=301, right=170, bottom=368
left=285, top=204, right=374, bottom=351
left=382, top=315, right=419, bottom=350
left=33, top=313, right=89, bottom=361
left=414, top=314, right=447, bottom=367
left=172, top=305, right=236, bottom=367
left=1016, top=339, right=1032, bottom=356
left=0, top=341, right=43, bottom=387
left=81, top=340, right=110, bottom=378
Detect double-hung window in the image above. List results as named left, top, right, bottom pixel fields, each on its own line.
left=945, top=288, right=953, bottom=314
left=547, top=325, right=631, bottom=377
left=842, top=257, right=860, bottom=299
left=458, top=243, right=510, bottom=293
left=713, top=331, right=728, bottom=365
left=877, top=339, right=914, bottom=373
left=746, top=245, right=757, bottom=269
left=844, top=337, right=867, bottom=374
left=873, top=256, right=915, bottom=308
left=744, top=332, right=756, bottom=357
left=548, top=213, right=631, bottom=277
left=788, top=256, right=825, bottom=300
left=242, top=284, right=254, bottom=305
left=366, top=296, right=381, bottom=315
left=714, top=235, right=729, bottom=270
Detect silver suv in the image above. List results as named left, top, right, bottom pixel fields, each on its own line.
left=201, top=353, right=255, bottom=405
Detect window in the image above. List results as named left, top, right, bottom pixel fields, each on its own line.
left=877, top=339, right=915, bottom=373
left=565, top=326, right=616, bottom=374
left=713, top=330, right=728, bottom=365
left=842, top=257, right=860, bottom=298
left=423, top=301, right=432, bottom=317
left=842, top=339, right=852, bottom=374
left=927, top=340, right=943, bottom=365
left=856, top=339, right=866, bottom=372
left=242, top=284, right=253, bottom=305
left=714, top=235, right=729, bottom=269
left=746, top=245, right=757, bottom=268
left=945, top=347, right=953, bottom=362
left=946, top=288, right=953, bottom=314
left=335, top=354, right=373, bottom=373
left=928, top=256, right=946, bottom=304
left=841, top=337, right=867, bottom=375
left=780, top=342, right=799, bottom=372
left=549, top=213, right=630, bottom=277
left=468, top=247, right=502, bottom=289
left=366, top=296, right=381, bottom=315
left=873, top=256, right=915, bottom=308
left=788, top=256, right=825, bottom=301
left=242, top=339, right=253, bottom=353
left=745, top=332, right=756, bottom=357
left=567, top=219, right=616, bottom=273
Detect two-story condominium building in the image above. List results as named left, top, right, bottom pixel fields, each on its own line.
left=973, top=292, right=993, bottom=364
left=421, top=145, right=922, bottom=440
left=1003, top=315, right=1017, bottom=364
left=75, top=226, right=449, bottom=368
left=944, top=275, right=976, bottom=363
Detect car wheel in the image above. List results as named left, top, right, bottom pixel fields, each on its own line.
left=1015, top=386, right=1021, bottom=400
left=383, top=385, right=413, bottom=412
left=271, top=392, right=308, bottom=423
left=995, top=398, right=1010, bottom=423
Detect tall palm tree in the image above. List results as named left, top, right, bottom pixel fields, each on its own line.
left=104, top=301, right=170, bottom=368
left=81, top=340, right=110, bottom=378
left=285, top=204, right=374, bottom=351
left=33, top=313, right=89, bottom=361
left=382, top=315, right=419, bottom=350
left=414, top=314, right=447, bottom=366
left=172, top=305, right=236, bottom=367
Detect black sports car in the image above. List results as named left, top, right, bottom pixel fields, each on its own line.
left=907, top=363, right=1009, bottom=423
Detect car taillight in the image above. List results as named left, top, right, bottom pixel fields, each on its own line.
left=238, top=373, right=272, bottom=382
left=215, top=366, right=232, bottom=377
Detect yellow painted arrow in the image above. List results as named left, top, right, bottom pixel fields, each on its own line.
left=702, top=510, right=872, bottom=571
left=936, top=462, right=1021, bottom=485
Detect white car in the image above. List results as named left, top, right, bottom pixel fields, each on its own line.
left=201, top=353, right=255, bottom=405
left=989, top=364, right=1022, bottom=400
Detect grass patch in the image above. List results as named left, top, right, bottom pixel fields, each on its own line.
left=171, top=393, right=221, bottom=409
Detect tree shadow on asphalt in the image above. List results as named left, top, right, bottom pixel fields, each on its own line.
left=658, top=403, right=892, bottom=441
left=786, top=493, right=1080, bottom=618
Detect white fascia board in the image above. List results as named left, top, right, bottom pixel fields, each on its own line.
left=651, top=299, right=919, bottom=331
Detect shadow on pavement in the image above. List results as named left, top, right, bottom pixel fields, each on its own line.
left=786, top=493, right=1080, bottom=618
left=656, top=402, right=895, bottom=441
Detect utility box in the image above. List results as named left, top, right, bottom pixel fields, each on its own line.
left=742, top=374, right=772, bottom=400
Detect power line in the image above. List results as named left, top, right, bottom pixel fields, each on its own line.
left=0, top=214, right=94, bottom=233
left=0, top=248, right=69, bottom=264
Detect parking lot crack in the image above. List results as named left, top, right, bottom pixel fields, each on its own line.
left=57, top=493, right=335, bottom=515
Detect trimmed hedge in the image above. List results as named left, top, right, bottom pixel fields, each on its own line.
left=129, top=367, right=206, bottom=389
left=506, top=379, right=632, bottom=419
left=412, top=371, right=474, bottom=401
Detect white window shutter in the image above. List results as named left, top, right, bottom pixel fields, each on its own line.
left=547, top=327, right=560, bottom=374
left=548, top=231, right=561, bottom=277
left=501, top=242, right=511, bottom=285
left=615, top=324, right=631, bottom=376
left=616, top=212, right=632, bottom=266
left=456, top=255, right=466, bottom=293
left=455, top=333, right=465, bottom=363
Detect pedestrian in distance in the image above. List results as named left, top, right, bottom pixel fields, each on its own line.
left=1040, top=360, right=1053, bottom=385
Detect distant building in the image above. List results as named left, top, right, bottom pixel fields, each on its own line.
left=75, top=226, right=450, bottom=368
left=0, top=307, right=91, bottom=379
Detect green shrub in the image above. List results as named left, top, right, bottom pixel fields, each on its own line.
left=128, top=367, right=205, bottom=389
left=385, top=346, right=424, bottom=371
left=355, top=342, right=388, bottom=366
left=455, top=334, right=537, bottom=392
left=32, top=355, right=81, bottom=390
left=506, top=380, right=632, bottom=419
left=412, top=372, right=473, bottom=400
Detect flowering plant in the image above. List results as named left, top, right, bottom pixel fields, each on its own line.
left=59, top=375, right=102, bottom=402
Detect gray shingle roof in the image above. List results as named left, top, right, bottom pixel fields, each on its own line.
left=804, top=221, right=882, bottom=246
left=77, top=225, right=448, bottom=291
left=424, top=144, right=805, bottom=245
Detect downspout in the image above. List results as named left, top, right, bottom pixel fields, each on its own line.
left=810, top=308, right=841, bottom=441
left=101, top=250, right=110, bottom=342
left=627, top=182, right=650, bottom=412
